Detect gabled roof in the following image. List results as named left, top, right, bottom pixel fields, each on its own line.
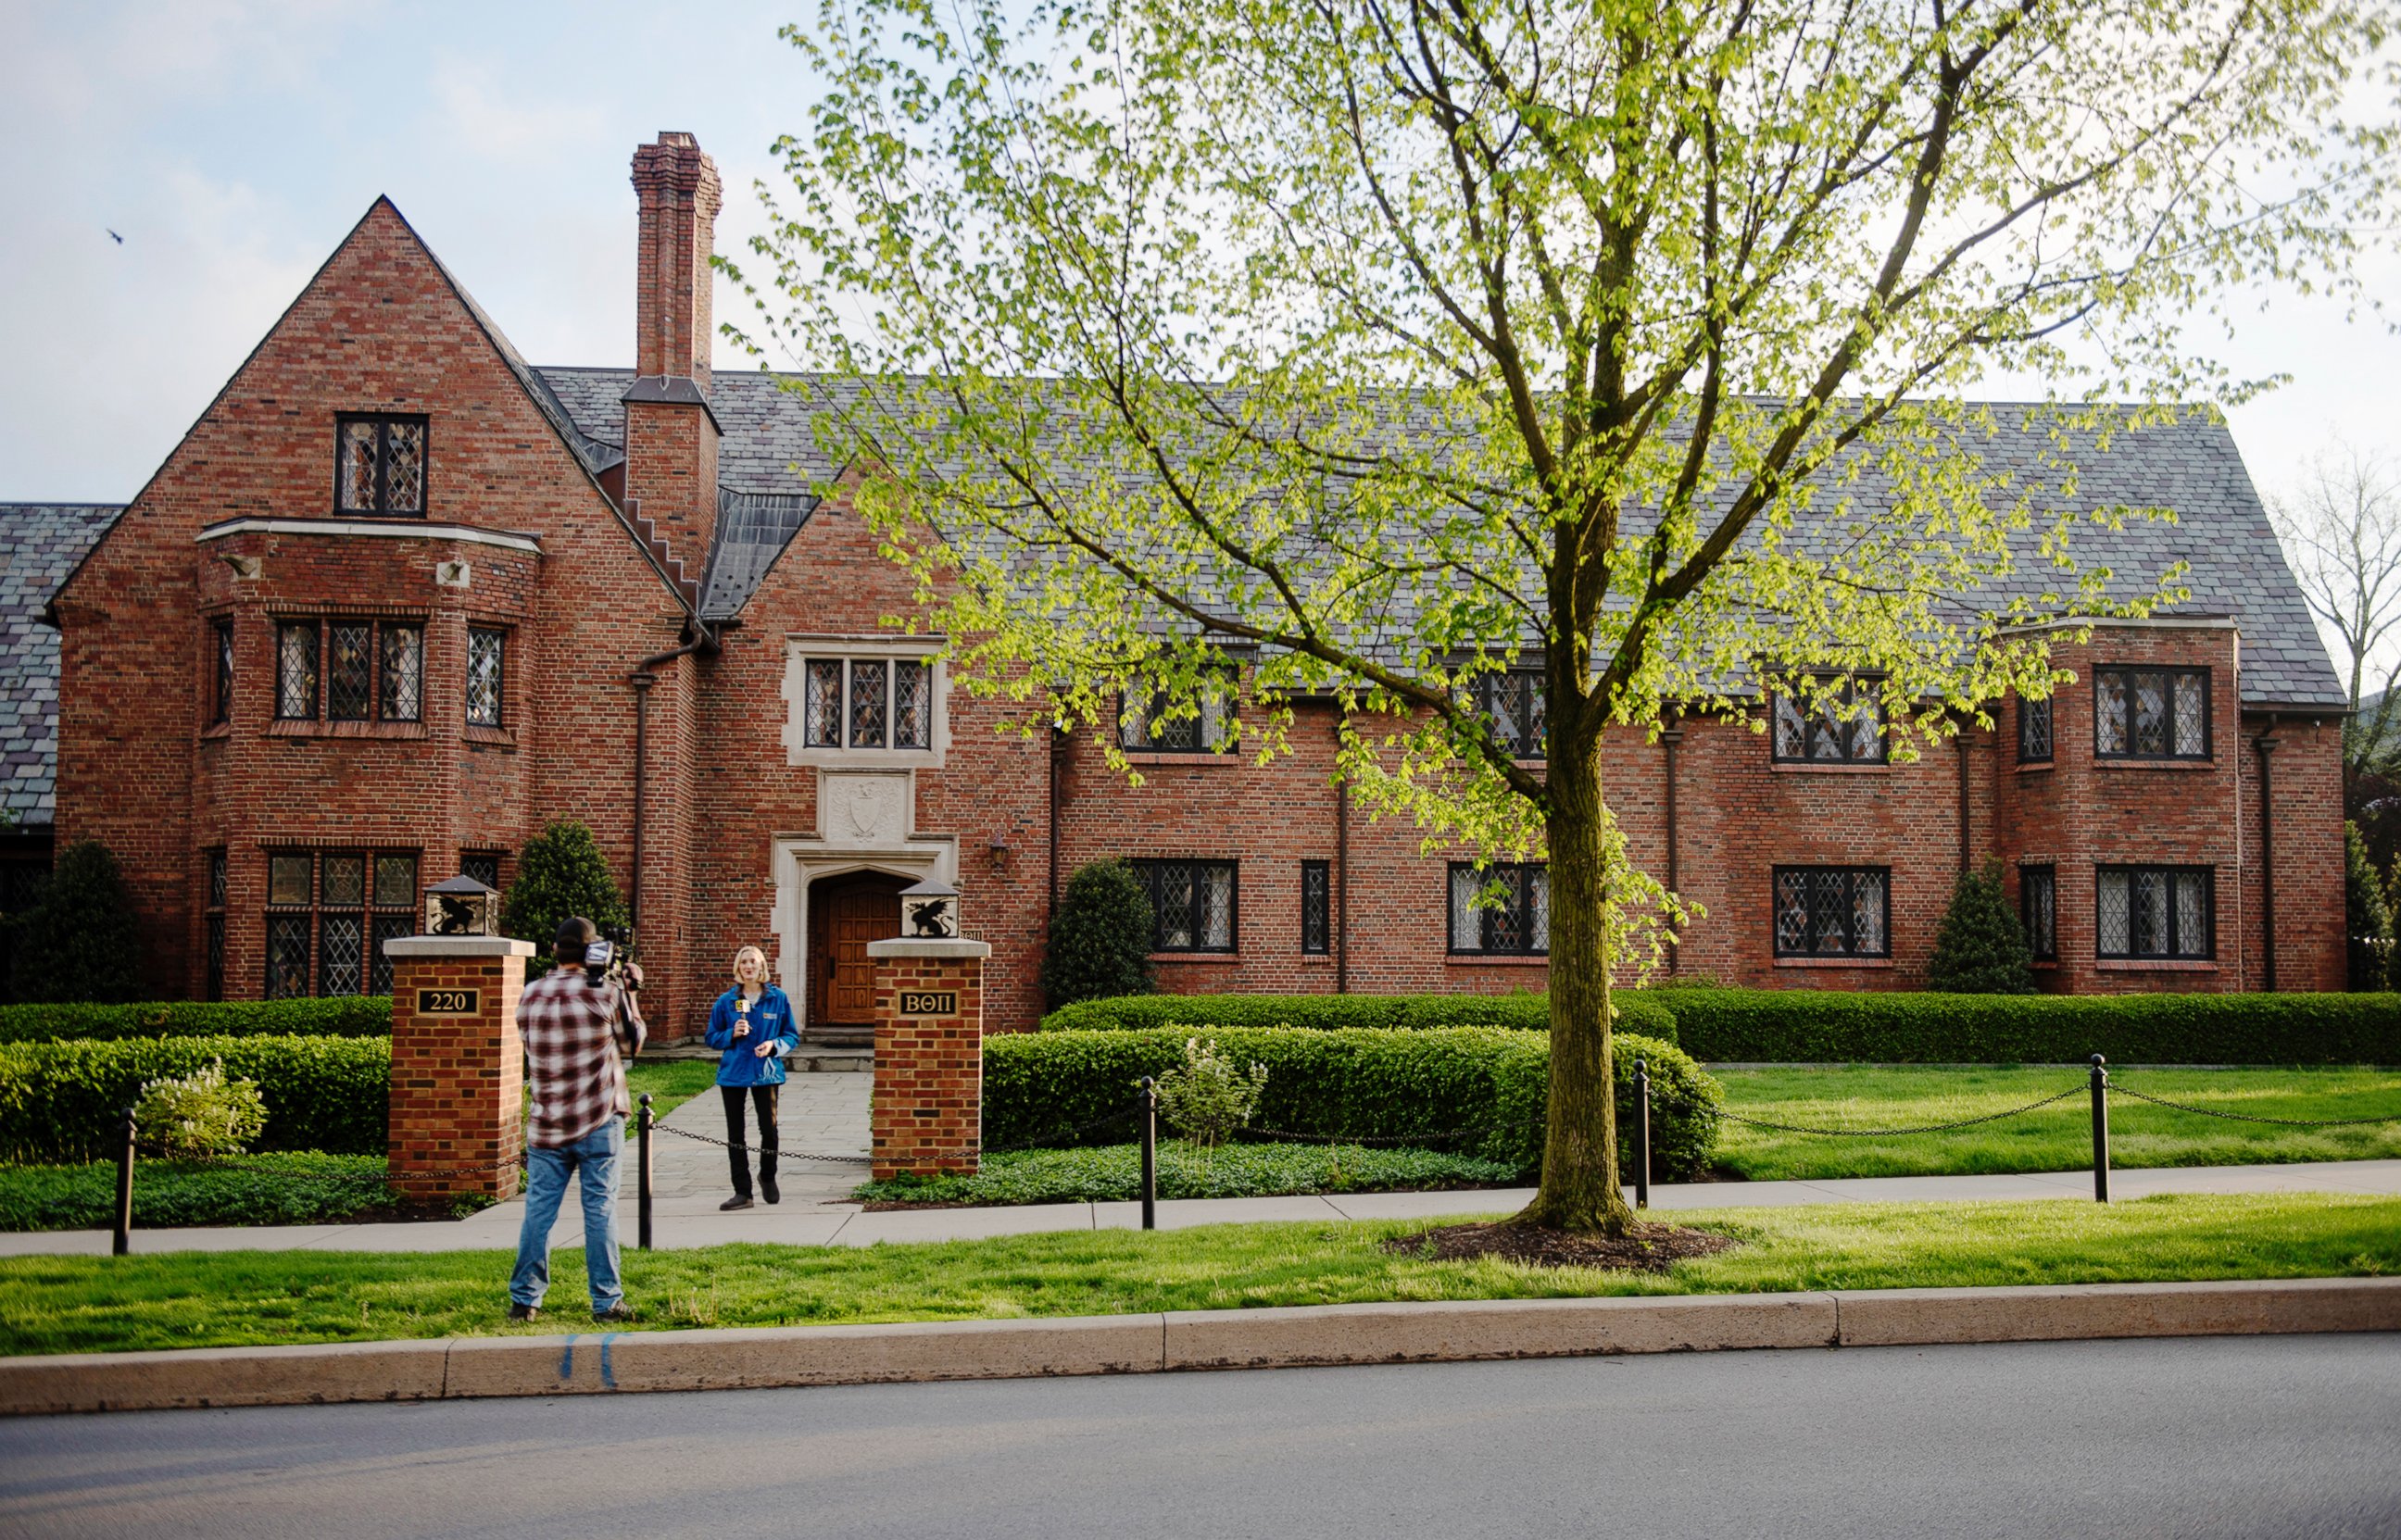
left=0, top=505, right=122, bottom=825
left=536, top=369, right=2344, bottom=707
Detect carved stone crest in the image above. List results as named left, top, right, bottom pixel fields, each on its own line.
left=823, top=771, right=910, bottom=845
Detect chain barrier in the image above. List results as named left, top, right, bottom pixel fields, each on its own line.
left=1713, top=1084, right=2087, bottom=1138
left=652, top=1122, right=874, bottom=1165
left=2106, top=1080, right=2401, bottom=1129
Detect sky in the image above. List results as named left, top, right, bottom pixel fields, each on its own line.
left=4, top=0, right=2398, bottom=670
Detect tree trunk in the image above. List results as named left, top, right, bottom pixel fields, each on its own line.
left=1515, top=730, right=1634, bottom=1234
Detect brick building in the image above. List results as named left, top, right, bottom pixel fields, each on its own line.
left=36, top=132, right=2347, bottom=1038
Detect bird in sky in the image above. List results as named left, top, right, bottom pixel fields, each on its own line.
left=106, top=230, right=123, bottom=244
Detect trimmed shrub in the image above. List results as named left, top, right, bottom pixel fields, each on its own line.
left=1926, top=861, right=2037, bottom=995
left=1649, top=987, right=2400, bottom=1065
left=0, top=996, right=391, bottom=1045
left=504, top=820, right=630, bottom=974
left=1040, top=859, right=1155, bottom=1007
left=1037, top=990, right=1678, bottom=1045
left=0, top=1035, right=390, bottom=1163
left=9, top=841, right=142, bottom=1003
left=986, top=1027, right=1719, bottom=1179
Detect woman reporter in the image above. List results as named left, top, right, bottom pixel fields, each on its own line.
left=704, top=945, right=798, bottom=1209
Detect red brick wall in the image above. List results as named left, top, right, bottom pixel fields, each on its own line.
left=386, top=946, right=527, bottom=1201
left=53, top=198, right=699, bottom=1016
left=870, top=946, right=983, bottom=1177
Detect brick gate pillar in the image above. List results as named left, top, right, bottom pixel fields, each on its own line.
left=866, top=937, right=989, bottom=1179
left=383, top=934, right=536, bottom=1204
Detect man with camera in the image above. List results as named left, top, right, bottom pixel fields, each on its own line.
left=509, top=916, right=647, bottom=1322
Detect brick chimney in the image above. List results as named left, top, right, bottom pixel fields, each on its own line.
left=622, top=131, right=722, bottom=593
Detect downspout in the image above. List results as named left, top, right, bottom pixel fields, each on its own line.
left=1335, top=774, right=1351, bottom=994
left=1662, top=723, right=1683, bottom=976
left=1955, top=727, right=1971, bottom=874
left=626, top=632, right=715, bottom=935
left=2256, top=722, right=2281, bottom=992
left=1048, top=724, right=1067, bottom=923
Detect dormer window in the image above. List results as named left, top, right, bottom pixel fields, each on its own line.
left=1771, top=678, right=1886, bottom=763
left=335, top=414, right=427, bottom=517
left=1119, top=682, right=1230, bottom=752
left=1473, top=670, right=1546, bottom=760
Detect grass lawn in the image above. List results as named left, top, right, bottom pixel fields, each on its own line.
left=3, top=1191, right=2393, bottom=1357
left=0, top=1153, right=394, bottom=1233
left=1711, top=1065, right=2401, bottom=1181
left=854, top=1141, right=1522, bottom=1205
left=623, top=1058, right=721, bottom=1118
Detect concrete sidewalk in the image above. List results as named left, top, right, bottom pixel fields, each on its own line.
left=4, top=1141, right=2396, bottom=1258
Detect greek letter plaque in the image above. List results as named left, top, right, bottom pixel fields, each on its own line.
left=897, top=989, right=958, bottom=1017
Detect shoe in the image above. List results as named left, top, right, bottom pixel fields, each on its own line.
left=507, top=1302, right=540, bottom=1321
left=720, top=1195, right=754, bottom=1211
left=761, top=1175, right=780, bottom=1206
left=592, top=1304, right=639, bottom=1324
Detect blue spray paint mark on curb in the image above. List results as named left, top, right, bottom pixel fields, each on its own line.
left=558, top=1333, right=580, bottom=1383
left=598, top=1333, right=620, bottom=1389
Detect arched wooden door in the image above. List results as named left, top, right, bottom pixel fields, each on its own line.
left=806, top=871, right=906, bottom=1036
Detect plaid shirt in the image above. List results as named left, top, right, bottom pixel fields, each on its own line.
left=519, top=969, right=647, bottom=1148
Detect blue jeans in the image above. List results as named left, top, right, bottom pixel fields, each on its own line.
left=510, top=1118, right=623, bottom=1316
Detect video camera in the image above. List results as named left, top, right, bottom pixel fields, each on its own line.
left=582, top=923, right=643, bottom=994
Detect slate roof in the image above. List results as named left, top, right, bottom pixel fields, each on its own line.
left=534, top=369, right=2343, bottom=708
left=0, top=505, right=121, bottom=826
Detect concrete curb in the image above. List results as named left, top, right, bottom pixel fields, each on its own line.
left=5, top=1277, right=2395, bottom=1416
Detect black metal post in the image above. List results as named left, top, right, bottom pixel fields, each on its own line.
left=113, top=1106, right=136, bottom=1257
left=637, top=1093, right=655, bottom=1251
left=2089, top=1054, right=2111, bottom=1204
left=1138, top=1078, right=1158, bottom=1232
left=1632, top=1058, right=1652, bottom=1211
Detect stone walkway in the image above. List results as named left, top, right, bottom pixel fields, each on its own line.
left=3, top=1073, right=2395, bottom=1256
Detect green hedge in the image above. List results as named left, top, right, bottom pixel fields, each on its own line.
left=1037, top=992, right=1678, bottom=1045
left=1651, top=988, right=2401, bottom=1065
left=0, top=1036, right=390, bottom=1163
left=0, top=997, right=392, bottom=1045
left=985, top=1027, right=1719, bottom=1179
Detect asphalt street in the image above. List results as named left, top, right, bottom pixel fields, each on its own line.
left=2, top=1334, right=2395, bottom=1539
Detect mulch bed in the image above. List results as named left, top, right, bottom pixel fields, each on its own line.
left=1384, top=1219, right=1740, bottom=1272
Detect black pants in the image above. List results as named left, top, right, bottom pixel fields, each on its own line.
left=720, top=1083, right=780, bottom=1197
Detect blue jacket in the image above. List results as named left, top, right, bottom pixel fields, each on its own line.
left=705, top=985, right=799, bottom=1087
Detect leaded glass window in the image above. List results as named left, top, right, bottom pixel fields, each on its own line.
left=380, top=624, right=421, bottom=722
left=205, top=849, right=227, bottom=1002
left=1772, top=867, right=1891, bottom=958
left=262, top=848, right=420, bottom=998
left=2018, top=698, right=2053, bottom=763
left=273, top=620, right=422, bottom=723
left=894, top=660, right=933, bottom=749
left=1448, top=862, right=1549, bottom=956
left=1770, top=680, right=1886, bottom=762
left=1474, top=671, right=1546, bottom=759
left=1132, top=858, right=1238, bottom=952
left=801, top=656, right=939, bottom=750
left=2021, top=864, right=2057, bottom=961
left=849, top=659, right=888, bottom=747
left=334, top=414, right=427, bottom=516
left=466, top=627, right=506, bottom=727
left=2095, top=667, right=2209, bottom=761
left=2096, top=865, right=2213, bottom=958
left=1120, top=679, right=1232, bottom=752
left=276, top=623, right=319, bottom=720
left=460, top=851, right=502, bottom=891
left=1301, top=860, right=1331, bottom=955
left=210, top=620, right=233, bottom=727
left=326, top=624, right=372, bottom=720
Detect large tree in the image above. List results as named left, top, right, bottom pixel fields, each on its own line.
left=736, top=0, right=2395, bottom=1233
left=2271, top=445, right=2401, bottom=854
